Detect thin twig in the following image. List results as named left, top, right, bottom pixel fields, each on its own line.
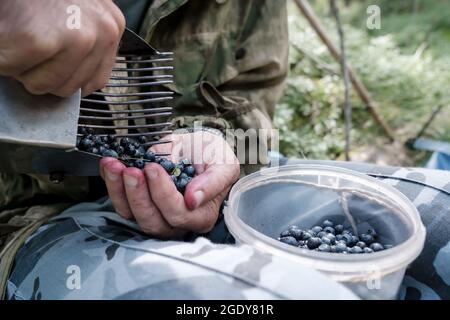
left=330, top=0, right=351, bottom=161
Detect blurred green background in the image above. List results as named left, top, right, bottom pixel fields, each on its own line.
left=275, top=0, right=450, bottom=166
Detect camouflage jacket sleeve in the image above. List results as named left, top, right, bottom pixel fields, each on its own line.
left=141, top=0, right=289, bottom=173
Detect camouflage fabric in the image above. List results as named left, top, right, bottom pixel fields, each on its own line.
left=4, top=159, right=450, bottom=300
left=5, top=197, right=357, bottom=300
left=282, top=159, right=450, bottom=300
left=0, top=0, right=289, bottom=296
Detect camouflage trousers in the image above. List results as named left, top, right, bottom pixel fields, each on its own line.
left=5, top=160, right=450, bottom=300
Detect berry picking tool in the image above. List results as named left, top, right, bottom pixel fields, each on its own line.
left=0, top=29, right=173, bottom=178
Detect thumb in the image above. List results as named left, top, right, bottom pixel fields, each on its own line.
left=184, top=163, right=239, bottom=210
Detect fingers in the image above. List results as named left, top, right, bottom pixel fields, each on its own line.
left=100, top=157, right=132, bottom=219
left=122, top=167, right=175, bottom=235
left=184, top=162, right=240, bottom=210
left=144, top=163, right=220, bottom=233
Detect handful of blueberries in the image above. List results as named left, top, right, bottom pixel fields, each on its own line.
left=76, top=128, right=195, bottom=193
left=278, top=219, right=393, bottom=254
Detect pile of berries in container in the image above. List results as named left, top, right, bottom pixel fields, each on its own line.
left=77, top=128, right=195, bottom=194
left=278, top=219, right=393, bottom=254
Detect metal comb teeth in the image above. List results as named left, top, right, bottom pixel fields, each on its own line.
left=77, top=29, right=174, bottom=156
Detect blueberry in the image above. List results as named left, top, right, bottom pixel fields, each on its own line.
left=384, top=244, right=394, bottom=250
left=110, top=142, right=121, bottom=150
left=183, top=165, right=196, bottom=177
left=171, top=175, right=178, bottom=184
left=106, top=134, right=115, bottom=143
left=349, top=246, right=363, bottom=254
left=336, top=234, right=343, bottom=241
left=102, top=149, right=118, bottom=158
left=367, top=228, right=378, bottom=238
left=318, top=243, right=331, bottom=252
left=334, top=224, right=344, bottom=234
left=133, top=160, right=145, bottom=169
left=322, top=220, right=334, bottom=228
left=330, top=245, right=337, bottom=253
left=356, top=241, right=367, bottom=249
left=120, top=137, right=131, bottom=147
left=100, top=136, right=109, bottom=144
left=116, top=146, right=125, bottom=155
left=370, top=243, right=384, bottom=252
left=321, top=236, right=331, bottom=245
left=87, top=147, right=99, bottom=155
left=302, top=232, right=312, bottom=240
left=79, top=138, right=94, bottom=150
left=180, top=158, right=191, bottom=167
left=124, top=144, right=136, bottom=156
left=342, top=229, right=352, bottom=235
left=320, top=236, right=333, bottom=245
left=288, top=226, right=304, bottom=240
left=297, top=240, right=305, bottom=247
left=138, top=135, right=147, bottom=144
left=103, top=144, right=110, bottom=150
left=280, top=230, right=291, bottom=238
left=92, top=136, right=103, bottom=146
left=324, top=233, right=336, bottom=244
left=307, top=237, right=322, bottom=249
left=342, top=234, right=353, bottom=245
left=176, top=178, right=189, bottom=193
left=335, top=242, right=347, bottom=253
left=317, top=231, right=327, bottom=238
left=350, top=235, right=359, bottom=245
left=144, top=151, right=156, bottom=162
left=133, top=148, right=144, bottom=158
left=323, top=226, right=335, bottom=235
left=360, top=234, right=374, bottom=245
left=160, top=160, right=176, bottom=173
left=180, top=172, right=189, bottom=180
left=311, top=226, right=322, bottom=234
left=279, top=236, right=298, bottom=246
left=363, top=247, right=374, bottom=253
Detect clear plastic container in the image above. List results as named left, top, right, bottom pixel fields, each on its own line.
left=224, top=165, right=426, bottom=299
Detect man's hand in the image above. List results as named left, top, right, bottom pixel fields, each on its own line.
left=0, top=0, right=125, bottom=97
left=100, top=132, right=240, bottom=237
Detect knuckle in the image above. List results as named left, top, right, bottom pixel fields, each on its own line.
left=165, top=213, right=187, bottom=229
left=73, top=31, right=97, bottom=54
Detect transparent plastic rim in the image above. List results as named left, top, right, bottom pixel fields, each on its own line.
left=225, top=165, right=426, bottom=281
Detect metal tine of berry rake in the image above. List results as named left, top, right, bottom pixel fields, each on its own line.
left=78, top=29, right=174, bottom=155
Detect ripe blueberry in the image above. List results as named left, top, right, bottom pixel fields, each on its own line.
left=360, top=234, right=374, bottom=245
left=307, top=237, right=322, bottom=249
left=183, top=165, right=196, bottom=177
left=349, top=246, right=363, bottom=254
left=370, top=243, right=384, bottom=252
left=311, top=226, right=322, bottom=234
left=279, top=236, right=298, bottom=246
left=318, top=243, right=331, bottom=252
left=323, top=226, right=335, bottom=234
left=334, top=224, right=344, bottom=234
left=144, top=151, right=156, bottom=162
left=322, top=220, right=334, bottom=228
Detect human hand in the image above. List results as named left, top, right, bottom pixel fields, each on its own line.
left=100, top=132, right=240, bottom=237
left=0, top=0, right=125, bottom=97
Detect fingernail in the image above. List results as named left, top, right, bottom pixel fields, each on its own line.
left=146, top=168, right=158, bottom=180
left=193, top=191, right=205, bottom=208
left=106, top=171, right=119, bottom=182
left=124, top=175, right=138, bottom=188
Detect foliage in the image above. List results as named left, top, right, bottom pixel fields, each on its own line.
left=275, top=0, right=450, bottom=164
